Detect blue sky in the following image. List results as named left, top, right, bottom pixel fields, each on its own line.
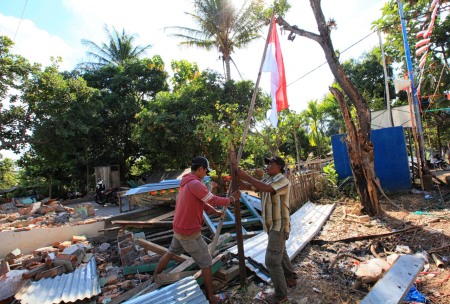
left=1, top=0, right=388, bottom=160
left=1, top=0, right=387, bottom=112
left=1, top=0, right=399, bottom=160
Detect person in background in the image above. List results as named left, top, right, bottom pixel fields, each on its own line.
left=446, top=143, right=450, bottom=163
left=153, top=156, right=241, bottom=304
left=237, top=156, right=297, bottom=304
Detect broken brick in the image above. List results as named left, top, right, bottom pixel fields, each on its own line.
left=0, top=261, right=10, bottom=276
left=35, top=265, right=65, bottom=280
left=72, top=235, right=87, bottom=243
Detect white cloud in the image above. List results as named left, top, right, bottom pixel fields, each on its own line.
left=1, top=0, right=386, bottom=113
left=0, top=13, right=78, bottom=71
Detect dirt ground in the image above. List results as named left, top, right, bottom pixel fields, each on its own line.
left=229, top=179, right=450, bottom=303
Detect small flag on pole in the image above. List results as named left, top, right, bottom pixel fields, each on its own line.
left=263, top=18, right=288, bottom=127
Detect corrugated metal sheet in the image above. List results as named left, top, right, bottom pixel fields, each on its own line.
left=241, top=193, right=262, bottom=211
left=124, top=180, right=182, bottom=196
left=15, top=257, right=100, bottom=304
left=123, top=177, right=212, bottom=196
left=123, top=276, right=208, bottom=304
left=229, top=201, right=335, bottom=281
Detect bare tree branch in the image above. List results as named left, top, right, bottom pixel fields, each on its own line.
left=276, top=16, right=322, bottom=45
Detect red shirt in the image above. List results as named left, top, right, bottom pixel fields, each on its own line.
left=173, top=173, right=229, bottom=235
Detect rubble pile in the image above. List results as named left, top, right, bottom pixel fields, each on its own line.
left=0, top=200, right=100, bottom=232
left=0, top=229, right=161, bottom=303
left=1, top=236, right=90, bottom=277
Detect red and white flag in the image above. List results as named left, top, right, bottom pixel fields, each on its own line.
left=263, top=18, right=288, bottom=127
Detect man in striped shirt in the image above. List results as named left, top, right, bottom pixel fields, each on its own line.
left=237, top=156, right=297, bottom=304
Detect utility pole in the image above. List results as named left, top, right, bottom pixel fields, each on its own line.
left=378, top=30, right=393, bottom=127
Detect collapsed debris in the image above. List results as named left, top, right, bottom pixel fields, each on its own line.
left=1, top=178, right=449, bottom=303
left=0, top=200, right=100, bottom=233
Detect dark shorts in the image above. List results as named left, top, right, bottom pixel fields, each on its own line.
left=168, top=235, right=212, bottom=269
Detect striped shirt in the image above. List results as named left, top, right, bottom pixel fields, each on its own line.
left=260, top=173, right=291, bottom=234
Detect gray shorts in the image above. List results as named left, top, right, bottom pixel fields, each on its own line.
left=168, top=235, right=212, bottom=269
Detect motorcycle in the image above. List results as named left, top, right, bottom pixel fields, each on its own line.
left=94, top=180, right=119, bottom=205
left=427, top=154, right=450, bottom=170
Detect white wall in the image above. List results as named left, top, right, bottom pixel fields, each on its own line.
left=0, top=221, right=104, bottom=257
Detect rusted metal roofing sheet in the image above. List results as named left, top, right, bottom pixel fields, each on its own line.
left=123, top=276, right=208, bottom=304
left=15, top=257, right=100, bottom=304
left=229, top=201, right=335, bottom=281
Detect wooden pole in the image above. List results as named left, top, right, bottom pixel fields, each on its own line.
left=237, top=13, right=276, bottom=162
left=378, top=30, right=393, bottom=127
left=407, top=90, right=424, bottom=189
left=230, top=144, right=246, bottom=283
left=208, top=13, right=276, bottom=285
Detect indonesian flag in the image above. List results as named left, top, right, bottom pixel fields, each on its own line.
left=263, top=18, right=288, bottom=127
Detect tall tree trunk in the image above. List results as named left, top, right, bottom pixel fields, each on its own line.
left=225, top=57, right=231, bottom=81
left=330, top=88, right=380, bottom=215
left=294, top=129, right=301, bottom=172
left=277, top=0, right=381, bottom=215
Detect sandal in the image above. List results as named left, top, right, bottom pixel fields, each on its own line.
left=216, top=291, right=230, bottom=304
left=286, top=276, right=297, bottom=288
left=286, top=272, right=298, bottom=288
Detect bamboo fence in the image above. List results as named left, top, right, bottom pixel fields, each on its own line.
left=289, top=171, right=318, bottom=210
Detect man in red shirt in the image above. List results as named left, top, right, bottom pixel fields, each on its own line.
left=153, top=156, right=240, bottom=304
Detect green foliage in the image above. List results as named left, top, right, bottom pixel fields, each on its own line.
left=0, top=36, right=41, bottom=152
left=342, top=48, right=395, bottom=111
left=338, top=176, right=358, bottom=199
left=166, top=0, right=267, bottom=80
left=18, top=59, right=101, bottom=195
left=320, top=91, right=346, bottom=136
left=133, top=70, right=268, bottom=177
left=83, top=56, right=169, bottom=177
left=372, top=0, right=449, bottom=98
left=299, top=99, right=330, bottom=158
left=372, top=0, right=450, bottom=162
left=80, top=25, right=152, bottom=69
left=255, top=0, right=291, bottom=19
left=170, top=60, right=200, bottom=91
left=323, top=161, right=338, bottom=185
left=0, top=157, right=18, bottom=189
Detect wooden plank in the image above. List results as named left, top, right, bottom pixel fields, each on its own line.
left=361, top=255, right=425, bottom=304
left=122, top=260, right=177, bottom=276
left=145, top=210, right=175, bottom=222
left=145, top=229, right=174, bottom=239
left=111, top=241, right=229, bottom=303
left=136, top=239, right=189, bottom=262
left=111, top=210, right=174, bottom=226
left=169, top=233, right=231, bottom=273
left=194, top=254, right=224, bottom=286
left=113, top=255, right=224, bottom=303
left=240, top=194, right=263, bottom=222
left=154, top=270, right=198, bottom=285
left=110, top=220, right=173, bottom=228
left=214, top=264, right=240, bottom=282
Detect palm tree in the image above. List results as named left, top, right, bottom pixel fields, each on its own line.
left=166, top=0, right=264, bottom=81
left=301, top=100, right=327, bottom=158
left=320, top=91, right=346, bottom=136
left=79, top=25, right=151, bottom=69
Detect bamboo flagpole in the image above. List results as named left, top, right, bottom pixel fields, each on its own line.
left=237, top=14, right=276, bottom=162
left=397, top=0, right=427, bottom=178
left=208, top=13, right=277, bottom=285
